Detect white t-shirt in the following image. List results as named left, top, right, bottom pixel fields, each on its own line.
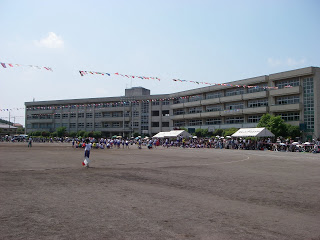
left=85, top=143, right=92, bottom=151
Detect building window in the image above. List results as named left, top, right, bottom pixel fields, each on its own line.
left=62, top=113, right=68, bottom=119
left=70, top=113, right=76, bottom=118
left=78, top=123, right=84, bottom=128
left=173, top=109, right=185, bottom=115
left=112, top=122, right=120, bottom=127
left=275, top=77, right=299, bottom=89
left=141, top=126, right=148, bottom=130
left=189, top=107, right=202, bottom=114
left=86, top=113, right=93, bottom=118
left=206, top=105, right=223, bottom=112
left=248, top=99, right=268, bottom=108
left=206, top=91, right=223, bottom=99
left=103, top=112, right=111, bottom=117
left=112, top=112, right=122, bottom=117
left=247, top=84, right=268, bottom=93
left=133, top=111, right=139, bottom=117
left=226, top=88, right=244, bottom=96
left=152, top=122, right=159, bottom=127
left=206, top=118, right=222, bottom=125
left=162, top=100, right=170, bottom=105
left=78, top=113, right=84, bottom=118
left=303, top=77, right=314, bottom=131
left=95, top=122, right=102, bottom=128
left=162, top=122, right=169, bottom=127
left=132, top=122, right=139, bottom=127
left=277, top=112, right=300, bottom=122
left=247, top=115, right=261, bottom=123
left=54, top=114, right=61, bottom=119
left=189, top=94, right=203, bottom=102
left=70, top=123, right=76, bottom=128
left=141, top=102, right=149, bottom=114
left=276, top=95, right=300, bottom=105
left=86, top=122, right=93, bottom=128
left=173, top=121, right=185, bottom=127
left=189, top=120, right=202, bottom=126
left=225, top=102, right=244, bottom=110
left=162, top=110, right=170, bottom=116
left=95, top=112, right=102, bottom=118
left=103, top=122, right=110, bottom=128
left=225, top=116, right=244, bottom=124
left=173, top=97, right=188, bottom=104
left=152, top=100, right=160, bottom=106
left=152, top=111, right=159, bottom=116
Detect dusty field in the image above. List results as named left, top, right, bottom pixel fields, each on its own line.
left=0, top=142, right=320, bottom=240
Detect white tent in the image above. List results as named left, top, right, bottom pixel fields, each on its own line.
left=153, top=130, right=191, bottom=139
left=231, top=128, right=275, bottom=138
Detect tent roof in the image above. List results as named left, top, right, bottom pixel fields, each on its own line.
left=153, top=130, right=191, bottom=138
left=231, top=128, right=275, bottom=137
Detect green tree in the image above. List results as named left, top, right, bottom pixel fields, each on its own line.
left=223, top=128, right=239, bottom=137
left=257, top=113, right=272, bottom=128
left=93, top=131, right=102, bottom=139
left=212, top=129, right=224, bottom=137
left=56, top=127, right=66, bottom=137
left=285, top=124, right=301, bottom=139
left=69, top=132, right=77, bottom=138
left=77, top=130, right=86, bottom=138
left=257, top=114, right=287, bottom=138
left=41, top=131, right=50, bottom=137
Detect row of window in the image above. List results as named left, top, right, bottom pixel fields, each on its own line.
left=172, top=95, right=301, bottom=116
left=27, top=79, right=302, bottom=112
left=173, top=112, right=300, bottom=126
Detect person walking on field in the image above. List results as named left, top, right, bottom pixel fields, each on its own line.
left=28, top=137, right=32, bottom=147
left=83, top=139, right=92, bottom=168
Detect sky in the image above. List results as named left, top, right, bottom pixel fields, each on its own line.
left=1, top=0, right=319, bottom=126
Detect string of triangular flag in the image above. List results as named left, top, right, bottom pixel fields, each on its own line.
left=0, top=62, right=53, bottom=71
left=79, top=70, right=160, bottom=81
left=172, top=79, right=286, bottom=89
left=79, top=69, right=288, bottom=89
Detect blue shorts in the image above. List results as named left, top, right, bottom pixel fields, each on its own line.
left=84, top=150, right=90, bottom=158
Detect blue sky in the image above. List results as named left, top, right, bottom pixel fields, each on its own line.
left=1, top=0, right=319, bottom=125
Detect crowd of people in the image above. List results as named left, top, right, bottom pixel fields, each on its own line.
left=1, top=135, right=319, bottom=153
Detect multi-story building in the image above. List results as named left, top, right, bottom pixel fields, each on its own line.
left=25, top=66, right=320, bottom=140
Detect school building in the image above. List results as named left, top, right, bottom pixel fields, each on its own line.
left=25, top=66, right=320, bottom=140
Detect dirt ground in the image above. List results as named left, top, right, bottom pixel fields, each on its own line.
left=0, top=142, right=320, bottom=240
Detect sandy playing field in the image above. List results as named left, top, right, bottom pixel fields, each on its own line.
left=0, top=142, right=319, bottom=240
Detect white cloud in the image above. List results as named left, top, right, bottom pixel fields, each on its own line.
left=267, top=57, right=307, bottom=67
left=35, top=32, right=64, bottom=48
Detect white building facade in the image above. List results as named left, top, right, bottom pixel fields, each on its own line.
left=25, top=67, right=320, bottom=140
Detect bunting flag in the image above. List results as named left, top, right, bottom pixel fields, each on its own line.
left=172, top=78, right=281, bottom=89
left=0, top=107, right=25, bottom=112
left=79, top=70, right=160, bottom=81
left=0, top=62, right=53, bottom=71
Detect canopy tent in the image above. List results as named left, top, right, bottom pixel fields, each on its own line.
left=231, top=128, right=275, bottom=138
left=152, top=130, right=191, bottom=139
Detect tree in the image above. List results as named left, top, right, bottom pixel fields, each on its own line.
left=212, top=129, right=224, bottom=137
left=257, top=114, right=288, bottom=138
left=56, top=127, right=66, bottom=137
left=285, top=124, right=301, bottom=139
left=195, top=128, right=208, bottom=137
left=223, top=128, right=239, bottom=137
left=69, top=132, right=77, bottom=138
left=93, top=131, right=102, bottom=139
left=257, top=113, right=272, bottom=128
left=77, top=130, right=86, bottom=138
